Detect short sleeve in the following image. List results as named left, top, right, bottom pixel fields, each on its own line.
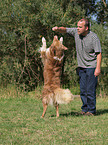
left=92, top=34, right=102, bottom=53
left=66, top=28, right=77, bottom=37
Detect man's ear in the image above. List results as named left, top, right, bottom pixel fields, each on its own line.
left=85, top=26, right=88, bottom=31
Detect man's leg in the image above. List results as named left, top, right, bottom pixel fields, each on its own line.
left=79, top=68, right=87, bottom=113
left=86, top=68, right=97, bottom=114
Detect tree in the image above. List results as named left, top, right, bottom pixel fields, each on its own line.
left=95, top=0, right=108, bottom=25
left=0, top=0, right=107, bottom=96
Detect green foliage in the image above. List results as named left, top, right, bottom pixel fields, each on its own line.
left=95, top=0, right=108, bottom=24
left=0, top=0, right=108, bottom=96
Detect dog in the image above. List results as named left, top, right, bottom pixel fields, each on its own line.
left=40, top=35, right=74, bottom=118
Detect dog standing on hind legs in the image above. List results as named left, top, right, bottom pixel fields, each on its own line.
left=40, top=35, right=74, bottom=118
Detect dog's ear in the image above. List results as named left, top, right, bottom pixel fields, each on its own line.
left=54, top=35, right=58, bottom=40
left=60, top=37, right=63, bottom=44
left=60, top=37, right=68, bottom=50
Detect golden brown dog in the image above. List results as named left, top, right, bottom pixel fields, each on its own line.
left=40, top=35, right=74, bottom=118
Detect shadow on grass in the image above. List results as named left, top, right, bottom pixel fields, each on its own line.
left=59, top=112, right=84, bottom=117
left=96, top=109, right=108, bottom=116
left=51, top=109, right=108, bottom=117
left=51, top=112, right=82, bottom=117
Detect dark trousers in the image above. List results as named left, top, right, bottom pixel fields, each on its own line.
left=79, top=68, right=97, bottom=114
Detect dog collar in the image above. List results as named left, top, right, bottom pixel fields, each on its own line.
left=53, top=53, right=64, bottom=61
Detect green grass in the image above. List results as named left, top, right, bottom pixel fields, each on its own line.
left=0, top=86, right=108, bottom=145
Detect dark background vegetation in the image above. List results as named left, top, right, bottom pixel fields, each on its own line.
left=0, top=0, right=108, bottom=96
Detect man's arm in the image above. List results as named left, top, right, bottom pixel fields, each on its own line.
left=94, top=52, right=102, bottom=77
left=52, top=26, right=66, bottom=33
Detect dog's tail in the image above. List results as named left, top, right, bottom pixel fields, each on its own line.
left=54, top=88, right=74, bottom=104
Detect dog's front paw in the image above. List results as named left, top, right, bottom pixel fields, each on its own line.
left=41, top=37, right=46, bottom=52
left=41, top=116, right=44, bottom=119
left=42, top=37, right=46, bottom=43
left=41, top=47, right=46, bottom=52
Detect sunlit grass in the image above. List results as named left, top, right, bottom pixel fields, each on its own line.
left=0, top=85, right=108, bottom=144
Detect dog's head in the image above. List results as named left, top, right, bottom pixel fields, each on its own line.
left=52, top=35, right=68, bottom=50
left=50, top=36, right=68, bottom=61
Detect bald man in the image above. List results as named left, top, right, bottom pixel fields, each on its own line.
left=52, top=18, right=102, bottom=116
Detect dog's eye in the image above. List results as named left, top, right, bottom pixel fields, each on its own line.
left=54, top=50, right=56, bottom=56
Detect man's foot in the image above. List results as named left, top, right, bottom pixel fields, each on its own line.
left=85, top=112, right=95, bottom=116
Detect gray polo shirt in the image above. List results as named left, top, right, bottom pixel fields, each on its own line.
left=66, top=28, right=101, bottom=68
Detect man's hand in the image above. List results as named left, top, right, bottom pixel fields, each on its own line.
left=94, top=67, right=101, bottom=77
left=52, top=26, right=66, bottom=33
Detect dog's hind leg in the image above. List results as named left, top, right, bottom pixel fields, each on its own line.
left=56, top=105, right=59, bottom=117
left=41, top=103, right=47, bottom=118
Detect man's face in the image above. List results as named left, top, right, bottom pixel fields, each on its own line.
left=77, top=21, right=88, bottom=36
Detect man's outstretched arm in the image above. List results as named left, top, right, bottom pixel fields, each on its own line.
left=52, top=26, right=66, bottom=33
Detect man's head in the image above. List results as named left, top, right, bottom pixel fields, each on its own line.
left=77, top=18, right=90, bottom=36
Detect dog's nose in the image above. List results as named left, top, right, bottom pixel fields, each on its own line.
left=63, top=46, right=68, bottom=50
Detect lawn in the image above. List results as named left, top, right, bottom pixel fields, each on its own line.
left=0, top=87, right=108, bottom=145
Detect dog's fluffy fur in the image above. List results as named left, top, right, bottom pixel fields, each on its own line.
left=40, top=36, right=74, bottom=117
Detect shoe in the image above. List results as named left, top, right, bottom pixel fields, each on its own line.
left=80, top=111, right=86, bottom=115
left=85, top=112, right=95, bottom=116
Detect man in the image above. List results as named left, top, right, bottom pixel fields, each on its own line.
left=52, top=18, right=102, bottom=116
